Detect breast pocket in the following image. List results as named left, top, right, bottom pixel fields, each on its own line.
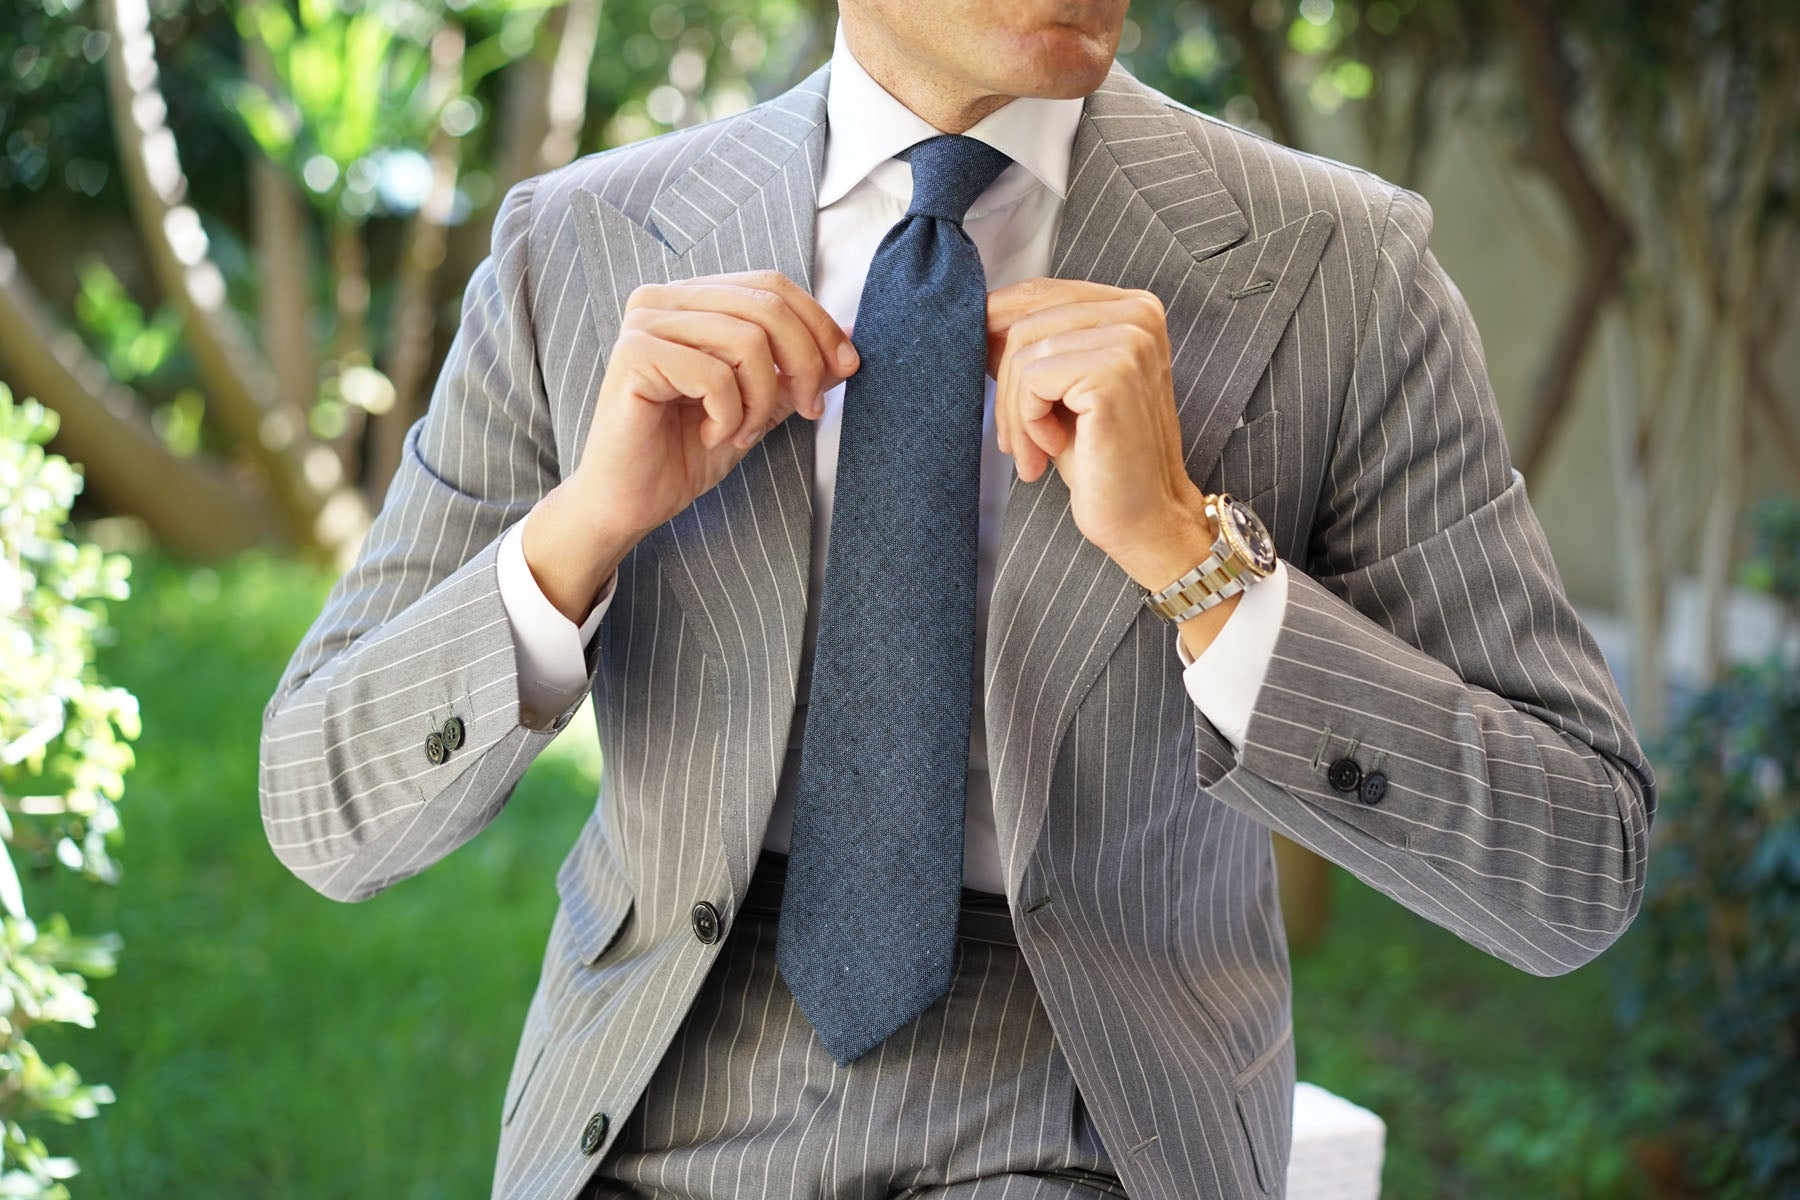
left=1201, top=408, right=1281, bottom=508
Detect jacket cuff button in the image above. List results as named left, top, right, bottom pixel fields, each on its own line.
left=1326, top=756, right=1362, bottom=793
left=424, top=730, right=447, bottom=765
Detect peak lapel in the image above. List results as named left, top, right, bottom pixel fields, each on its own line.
left=567, top=65, right=830, bottom=893
left=985, top=64, right=1338, bottom=891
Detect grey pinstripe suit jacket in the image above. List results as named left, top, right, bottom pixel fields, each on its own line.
left=260, top=59, right=1656, bottom=1200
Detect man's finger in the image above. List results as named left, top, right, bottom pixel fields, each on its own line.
left=627, top=309, right=785, bottom=446
left=1018, top=385, right=1072, bottom=480
left=636, top=336, right=745, bottom=448
left=1009, top=334, right=1139, bottom=480
left=632, top=274, right=856, bottom=417
left=735, top=271, right=861, bottom=410
left=986, top=277, right=1128, bottom=334
left=992, top=296, right=1150, bottom=458
left=990, top=298, right=1147, bottom=404
left=705, top=272, right=856, bottom=366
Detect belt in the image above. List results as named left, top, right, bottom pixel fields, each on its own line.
left=740, top=851, right=1019, bottom=949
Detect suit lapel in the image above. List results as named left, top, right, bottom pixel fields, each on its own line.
left=984, top=65, right=1338, bottom=891
left=568, top=66, right=830, bottom=893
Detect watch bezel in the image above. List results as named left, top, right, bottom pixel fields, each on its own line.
left=1209, top=493, right=1278, bottom=579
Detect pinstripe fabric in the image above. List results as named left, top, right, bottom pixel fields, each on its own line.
left=259, top=58, right=1656, bottom=1200
left=582, top=856, right=1127, bottom=1199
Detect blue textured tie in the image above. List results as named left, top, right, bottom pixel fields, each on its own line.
left=776, top=134, right=1014, bottom=1066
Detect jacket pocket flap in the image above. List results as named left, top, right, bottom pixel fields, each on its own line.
left=555, top=817, right=636, bottom=964
left=1232, top=1023, right=1295, bottom=1195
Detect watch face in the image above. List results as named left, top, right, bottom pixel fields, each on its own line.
left=1220, top=494, right=1278, bottom=574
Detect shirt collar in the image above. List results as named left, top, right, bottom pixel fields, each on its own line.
left=817, top=21, right=1085, bottom=210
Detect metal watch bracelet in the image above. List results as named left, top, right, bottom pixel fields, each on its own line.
left=1143, top=552, right=1250, bottom=623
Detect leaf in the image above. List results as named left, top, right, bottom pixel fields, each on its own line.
left=0, top=847, right=24, bottom=922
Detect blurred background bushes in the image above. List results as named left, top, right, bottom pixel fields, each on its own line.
left=0, top=388, right=136, bottom=1198
left=1, top=0, right=1798, bottom=1195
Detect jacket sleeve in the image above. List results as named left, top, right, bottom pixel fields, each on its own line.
left=259, top=176, right=603, bottom=902
left=1203, top=185, right=1656, bottom=975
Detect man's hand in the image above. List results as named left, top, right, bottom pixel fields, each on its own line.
left=526, top=270, right=859, bottom=622
left=986, top=277, right=1242, bottom=655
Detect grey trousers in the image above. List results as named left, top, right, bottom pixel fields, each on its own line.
left=581, top=853, right=1126, bottom=1200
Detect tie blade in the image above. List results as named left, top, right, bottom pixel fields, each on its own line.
left=776, top=129, right=1014, bottom=1073
left=775, top=912, right=957, bottom=1065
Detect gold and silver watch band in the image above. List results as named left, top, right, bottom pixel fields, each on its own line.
left=1143, top=550, right=1252, bottom=623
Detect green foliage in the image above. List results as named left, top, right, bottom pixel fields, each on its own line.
left=585, top=0, right=819, bottom=142
left=0, top=0, right=117, bottom=198
left=1122, top=0, right=1498, bottom=137
left=229, top=0, right=449, bottom=217
left=72, top=260, right=182, bottom=388
left=1628, top=498, right=1800, bottom=1199
left=0, top=0, right=250, bottom=205
left=70, top=260, right=210, bottom=459
left=1292, top=873, right=1662, bottom=1199
left=0, top=387, right=139, bottom=1199
left=1740, top=498, right=1800, bottom=614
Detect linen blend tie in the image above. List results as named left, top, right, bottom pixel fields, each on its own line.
left=776, top=134, right=1014, bottom=1066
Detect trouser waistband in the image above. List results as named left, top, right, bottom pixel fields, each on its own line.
left=739, top=851, right=1019, bottom=949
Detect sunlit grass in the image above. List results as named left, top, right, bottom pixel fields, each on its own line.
left=34, top=551, right=600, bottom=1199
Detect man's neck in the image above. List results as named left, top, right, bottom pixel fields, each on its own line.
left=836, top=14, right=1011, bottom=134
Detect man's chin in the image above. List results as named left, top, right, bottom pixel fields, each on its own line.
left=984, top=45, right=1115, bottom=100
left=1017, top=60, right=1116, bottom=101
left=1003, top=27, right=1120, bottom=96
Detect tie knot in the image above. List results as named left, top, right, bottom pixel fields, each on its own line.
left=899, top=134, right=1014, bottom=224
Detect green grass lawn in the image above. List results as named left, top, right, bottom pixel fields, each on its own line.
left=34, top=552, right=598, bottom=1199
left=32, top=551, right=1658, bottom=1198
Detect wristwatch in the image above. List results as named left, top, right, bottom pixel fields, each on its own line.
left=1143, top=493, right=1278, bottom=623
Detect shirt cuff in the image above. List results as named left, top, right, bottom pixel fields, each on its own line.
left=1175, top=559, right=1289, bottom=754
left=496, top=516, right=614, bottom=728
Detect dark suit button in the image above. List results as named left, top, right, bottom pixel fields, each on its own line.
left=690, top=901, right=722, bottom=945
left=579, top=1110, right=609, bottom=1155
left=1327, top=756, right=1362, bottom=793
left=425, top=731, right=447, bottom=765
left=1359, top=772, right=1388, bottom=805
left=441, top=715, right=465, bottom=751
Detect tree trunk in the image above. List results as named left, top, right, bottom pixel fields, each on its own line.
left=541, top=0, right=602, bottom=171
left=449, top=0, right=605, bottom=289
left=99, top=0, right=366, bottom=554
left=371, top=22, right=466, bottom=508
left=1696, top=323, right=1749, bottom=683
left=1505, top=0, right=1633, bottom=481
left=326, top=217, right=371, bottom=485
left=0, top=236, right=278, bottom=557
left=491, top=13, right=555, bottom=195
left=245, top=27, right=318, bottom=424
left=1745, top=235, right=1800, bottom=490
left=1604, top=306, right=1666, bottom=735
left=1214, top=0, right=1301, bottom=149
left=1750, top=349, right=1800, bottom=491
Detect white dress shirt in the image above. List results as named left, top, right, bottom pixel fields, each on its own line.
left=495, top=23, right=1290, bottom=895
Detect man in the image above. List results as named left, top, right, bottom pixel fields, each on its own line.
left=259, top=1, right=1656, bottom=1196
